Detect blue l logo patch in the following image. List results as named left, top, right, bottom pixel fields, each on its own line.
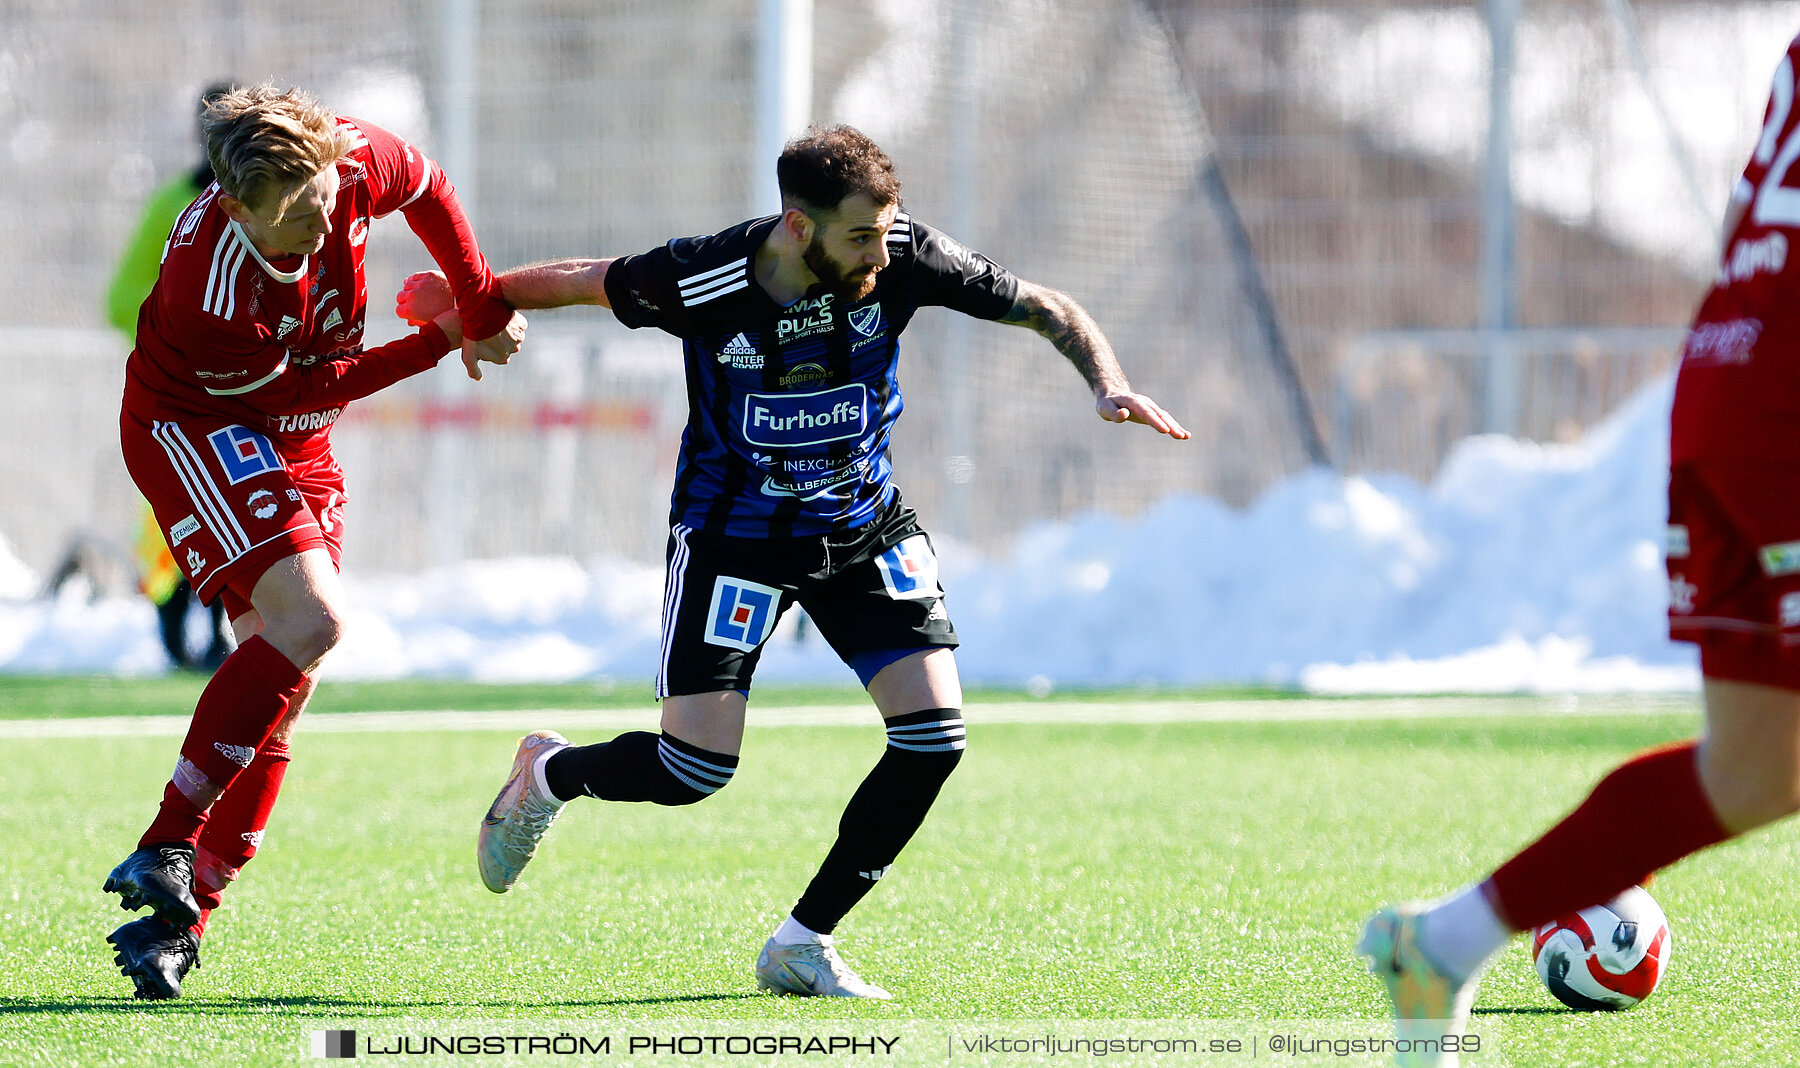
left=206, top=425, right=282, bottom=485
left=704, top=576, right=783, bottom=651
left=874, top=535, right=940, bottom=601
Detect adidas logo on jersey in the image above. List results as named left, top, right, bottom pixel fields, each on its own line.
left=717, top=332, right=763, bottom=369
left=276, top=315, right=302, bottom=339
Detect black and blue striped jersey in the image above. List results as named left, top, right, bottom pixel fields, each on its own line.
left=604, top=212, right=1021, bottom=539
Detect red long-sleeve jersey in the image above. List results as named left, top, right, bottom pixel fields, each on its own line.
left=122, top=115, right=511, bottom=458
left=1672, top=34, right=1800, bottom=463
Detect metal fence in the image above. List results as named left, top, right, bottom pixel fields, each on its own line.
left=1, top=0, right=1789, bottom=578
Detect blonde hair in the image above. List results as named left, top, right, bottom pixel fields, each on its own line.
left=202, top=84, right=350, bottom=215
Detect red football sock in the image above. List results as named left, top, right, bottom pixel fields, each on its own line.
left=138, top=636, right=306, bottom=849
left=193, top=741, right=292, bottom=913
left=1488, top=741, right=1731, bottom=930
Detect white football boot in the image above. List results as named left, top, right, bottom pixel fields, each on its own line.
left=477, top=730, right=569, bottom=893
left=1357, top=904, right=1479, bottom=1068
left=755, top=936, right=892, bottom=999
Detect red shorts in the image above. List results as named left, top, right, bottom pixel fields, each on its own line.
left=1667, top=459, right=1800, bottom=689
left=120, top=410, right=346, bottom=616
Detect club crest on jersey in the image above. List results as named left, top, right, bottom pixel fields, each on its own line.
left=207, top=426, right=282, bottom=485
left=716, top=332, right=763, bottom=369
left=848, top=305, right=882, bottom=337
left=874, top=535, right=941, bottom=601
left=349, top=216, right=368, bottom=247
left=704, top=576, right=782, bottom=652
left=246, top=489, right=279, bottom=520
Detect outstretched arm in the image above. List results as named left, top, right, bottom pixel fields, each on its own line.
left=499, top=259, right=618, bottom=310
left=998, top=280, right=1189, bottom=439
left=397, top=259, right=616, bottom=325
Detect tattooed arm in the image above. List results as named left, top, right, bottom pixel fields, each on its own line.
left=999, top=280, right=1190, bottom=439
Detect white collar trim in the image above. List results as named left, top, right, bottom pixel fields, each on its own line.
left=228, top=220, right=310, bottom=284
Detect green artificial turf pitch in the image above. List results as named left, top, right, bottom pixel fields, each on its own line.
left=0, top=686, right=1796, bottom=1065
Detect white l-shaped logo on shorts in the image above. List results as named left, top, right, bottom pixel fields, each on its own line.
left=704, top=576, right=783, bottom=651
left=874, top=535, right=940, bottom=601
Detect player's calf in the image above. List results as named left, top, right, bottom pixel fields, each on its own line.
left=788, top=709, right=965, bottom=934
left=543, top=730, right=738, bottom=806
left=193, top=741, right=292, bottom=912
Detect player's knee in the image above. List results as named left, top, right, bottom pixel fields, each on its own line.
left=1706, top=774, right=1800, bottom=833
left=884, top=708, right=966, bottom=781
left=654, top=732, right=738, bottom=806
left=299, top=602, right=347, bottom=661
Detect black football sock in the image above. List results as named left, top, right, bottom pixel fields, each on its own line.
left=790, top=709, right=966, bottom=934
left=544, top=731, right=737, bottom=806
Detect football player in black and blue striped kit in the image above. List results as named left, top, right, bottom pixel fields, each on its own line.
left=413, top=125, right=1187, bottom=998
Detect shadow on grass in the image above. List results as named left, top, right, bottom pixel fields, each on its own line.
left=1477, top=1006, right=1575, bottom=1016
left=0, top=992, right=761, bottom=1016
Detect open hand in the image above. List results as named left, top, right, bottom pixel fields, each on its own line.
left=1095, top=391, right=1189, bottom=439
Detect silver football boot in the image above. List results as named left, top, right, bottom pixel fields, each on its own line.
left=477, top=730, right=569, bottom=893
left=755, top=936, right=892, bottom=999
left=1357, top=904, right=1481, bottom=1068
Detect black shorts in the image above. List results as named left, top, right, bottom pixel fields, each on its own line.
left=656, top=494, right=958, bottom=698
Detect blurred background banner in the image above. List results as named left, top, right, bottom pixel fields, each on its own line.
left=1, top=0, right=1791, bottom=581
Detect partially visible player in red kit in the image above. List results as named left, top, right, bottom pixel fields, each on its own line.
left=1360, top=34, right=1800, bottom=1068
left=103, top=84, right=526, bottom=1000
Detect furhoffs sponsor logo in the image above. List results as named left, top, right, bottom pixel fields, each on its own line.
left=742, top=385, right=867, bottom=447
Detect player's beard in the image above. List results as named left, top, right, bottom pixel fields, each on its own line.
left=803, top=236, right=880, bottom=302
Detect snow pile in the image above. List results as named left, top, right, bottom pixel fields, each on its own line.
left=948, top=375, right=1688, bottom=691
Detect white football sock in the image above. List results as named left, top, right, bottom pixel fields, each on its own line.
left=771, top=915, right=827, bottom=945
left=1418, top=882, right=1513, bottom=984
left=532, top=748, right=567, bottom=805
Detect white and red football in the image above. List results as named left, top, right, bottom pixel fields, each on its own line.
left=1531, top=885, right=1671, bottom=1011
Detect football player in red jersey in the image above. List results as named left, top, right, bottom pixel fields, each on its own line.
left=1361, top=35, right=1800, bottom=1068
left=102, top=84, right=526, bottom=1000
